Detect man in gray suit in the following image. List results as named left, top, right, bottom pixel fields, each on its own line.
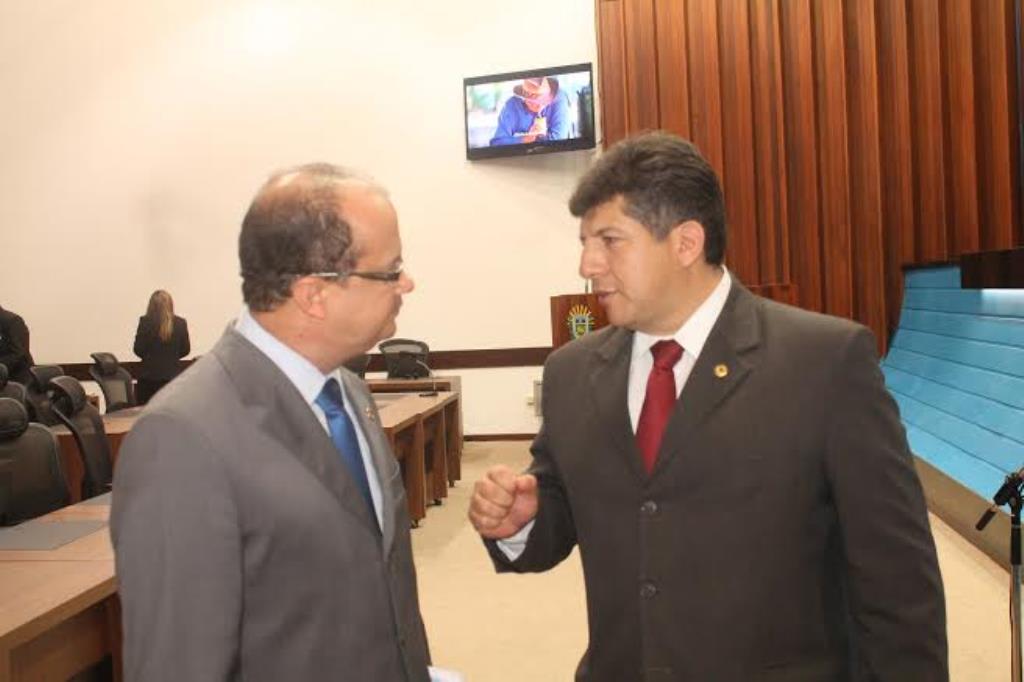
left=111, top=163, right=431, bottom=681
left=469, top=133, right=947, bottom=680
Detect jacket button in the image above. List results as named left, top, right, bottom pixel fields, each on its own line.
left=640, top=500, right=658, bottom=515
left=640, top=581, right=658, bottom=599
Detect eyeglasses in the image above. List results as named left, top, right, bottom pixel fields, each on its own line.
left=306, top=266, right=404, bottom=283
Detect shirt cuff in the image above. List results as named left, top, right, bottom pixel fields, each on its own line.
left=495, top=519, right=536, bottom=561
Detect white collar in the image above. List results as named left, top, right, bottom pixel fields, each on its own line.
left=631, top=268, right=732, bottom=362
left=234, top=307, right=336, bottom=408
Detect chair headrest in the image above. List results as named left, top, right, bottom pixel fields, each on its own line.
left=378, top=338, right=430, bottom=354
left=0, top=363, right=7, bottom=387
left=28, top=365, right=64, bottom=390
left=0, top=397, right=29, bottom=440
left=90, top=352, right=120, bottom=376
left=342, top=353, right=371, bottom=378
left=378, top=339, right=430, bottom=379
left=49, top=375, right=86, bottom=416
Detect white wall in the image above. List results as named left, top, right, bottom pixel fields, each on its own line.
left=0, top=0, right=598, bottom=434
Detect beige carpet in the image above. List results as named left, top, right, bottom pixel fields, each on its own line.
left=413, top=441, right=1010, bottom=681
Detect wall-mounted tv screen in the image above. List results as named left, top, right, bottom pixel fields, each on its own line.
left=464, top=62, right=596, bottom=161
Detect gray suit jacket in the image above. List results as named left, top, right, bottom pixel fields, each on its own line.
left=111, top=328, right=430, bottom=682
left=489, top=282, right=947, bottom=681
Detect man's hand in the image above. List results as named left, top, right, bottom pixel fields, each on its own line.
left=468, top=465, right=538, bottom=539
left=521, top=116, right=548, bottom=144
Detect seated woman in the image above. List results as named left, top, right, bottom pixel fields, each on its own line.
left=133, top=290, right=190, bottom=404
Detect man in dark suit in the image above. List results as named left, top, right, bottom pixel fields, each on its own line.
left=112, top=164, right=432, bottom=681
left=469, top=133, right=947, bottom=681
left=0, top=305, right=34, bottom=384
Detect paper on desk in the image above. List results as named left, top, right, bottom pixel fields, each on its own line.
left=0, top=519, right=107, bottom=550
left=429, top=666, right=465, bottom=682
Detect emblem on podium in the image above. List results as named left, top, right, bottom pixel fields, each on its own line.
left=566, top=304, right=596, bottom=340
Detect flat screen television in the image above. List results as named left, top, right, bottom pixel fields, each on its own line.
left=464, top=62, right=596, bottom=161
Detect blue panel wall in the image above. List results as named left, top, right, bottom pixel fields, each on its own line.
left=882, top=265, right=1024, bottom=500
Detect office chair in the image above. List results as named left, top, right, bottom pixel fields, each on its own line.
left=378, top=339, right=431, bottom=379
left=49, top=376, right=113, bottom=501
left=0, top=397, right=69, bottom=525
left=343, top=353, right=371, bottom=378
left=0, top=363, right=27, bottom=406
left=24, top=365, right=65, bottom=426
left=89, top=352, right=136, bottom=412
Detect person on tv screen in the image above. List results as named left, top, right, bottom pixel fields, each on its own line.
left=489, top=76, right=570, bottom=146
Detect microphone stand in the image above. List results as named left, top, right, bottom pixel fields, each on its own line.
left=977, top=468, right=1024, bottom=682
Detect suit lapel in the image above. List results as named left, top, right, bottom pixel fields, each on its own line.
left=652, top=281, right=762, bottom=476
left=587, top=327, right=649, bottom=483
left=212, top=328, right=380, bottom=536
left=339, top=371, right=399, bottom=557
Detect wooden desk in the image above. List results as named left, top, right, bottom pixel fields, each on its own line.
left=49, top=408, right=141, bottom=503
left=0, top=393, right=459, bottom=681
left=375, top=392, right=457, bottom=526
left=368, top=377, right=463, bottom=485
left=0, top=499, right=119, bottom=682
left=44, top=390, right=459, bottom=525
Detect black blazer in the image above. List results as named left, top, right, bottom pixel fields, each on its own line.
left=133, top=315, right=190, bottom=381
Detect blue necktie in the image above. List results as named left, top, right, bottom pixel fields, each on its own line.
left=316, top=378, right=375, bottom=515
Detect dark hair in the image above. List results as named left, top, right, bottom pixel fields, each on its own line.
left=239, top=163, right=385, bottom=311
left=568, top=131, right=726, bottom=265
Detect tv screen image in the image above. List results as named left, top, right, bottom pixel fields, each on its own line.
left=464, top=63, right=595, bottom=160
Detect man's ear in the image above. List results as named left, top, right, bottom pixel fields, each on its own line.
left=290, top=276, right=329, bottom=321
left=670, top=220, right=707, bottom=268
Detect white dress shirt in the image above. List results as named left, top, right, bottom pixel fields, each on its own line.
left=627, top=268, right=732, bottom=430
left=498, top=268, right=733, bottom=559
left=234, top=308, right=383, bottom=528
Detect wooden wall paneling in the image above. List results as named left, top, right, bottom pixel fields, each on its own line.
left=717, top=0, right=759, bottom=283
left=748, top=0, right=789, bottom=285
left=875, top=0, right=916, bottom=338
left=64, top=348, right=558, bottom=380
left=779, top=0, right=823, bottom=312
left=907, top=0, right=948, bottom=262
left=811, top=0, right=853, bottom=318
left=973, top=0, right=1018, bottom=250
left=624, top=0, right=661, bottom=133
left=843, top=0, right=886, bottom=351
left=1015, top=0, right=1023, bottom=246
left=684, top=0, right=725, bottom=177
left=960, top=247, right=1024, bottom=288
left=594, top=0, right=1023, bottom=355
left=597, top=0, right=629, bottom=147
left=940, top=0, right=980, bottom=256
left=654, top=0, right=691, bottom=137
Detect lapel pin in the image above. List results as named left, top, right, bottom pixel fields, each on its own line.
left=364, top=407, right=376, bottom=422
left=714, top=364, right=729, bottom=379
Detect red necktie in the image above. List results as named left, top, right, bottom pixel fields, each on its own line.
left=636, top=340, right=684, bottom=473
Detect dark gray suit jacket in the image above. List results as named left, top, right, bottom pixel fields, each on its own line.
left=111, top=328, right=430, bottom=682
left=490, top=282, right=947, bottom=681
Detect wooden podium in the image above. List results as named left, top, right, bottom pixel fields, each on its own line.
left=550, top=294, right=610, bottom=348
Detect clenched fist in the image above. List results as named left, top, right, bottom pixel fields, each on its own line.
left=467, top=465, right=538, bottom=539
